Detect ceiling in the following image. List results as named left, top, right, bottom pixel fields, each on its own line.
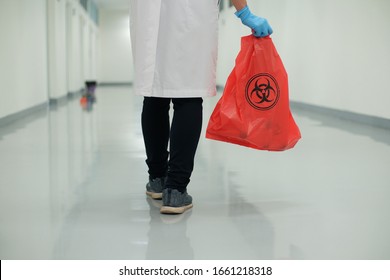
left=93, top=0, right=129, bottom=10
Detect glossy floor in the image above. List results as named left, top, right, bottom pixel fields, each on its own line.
left=1, top=86, right=390, bottom=260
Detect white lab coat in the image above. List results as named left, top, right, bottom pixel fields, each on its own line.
left=129, top=0, right=219, bottom=98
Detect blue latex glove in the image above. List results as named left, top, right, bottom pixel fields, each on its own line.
left=235, top=6, right=273, bottom=37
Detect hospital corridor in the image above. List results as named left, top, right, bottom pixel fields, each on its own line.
left=1, top=0, right=390, bottom=261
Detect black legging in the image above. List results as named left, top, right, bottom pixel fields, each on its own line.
left=141, top=97, right=203, bottom=191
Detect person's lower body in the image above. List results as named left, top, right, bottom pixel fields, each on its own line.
left=141, top=97, right=203, bottom=214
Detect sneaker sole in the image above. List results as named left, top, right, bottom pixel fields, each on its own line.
left=160, top=204, right=193, bottom=215
left=146, top=191, right=163, bottom=200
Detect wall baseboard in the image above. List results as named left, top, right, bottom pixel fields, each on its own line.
left=67, top=89, right=84, bottom=98
left=49, top=94, right=68, bottom=106
left=2, top=90, right=388, bottom=131
left=0, top=102, right=48, bottom=128
left=216, top=85, right=224, bottom=92
left=0, top=90, right=86, bottom=128
left=98, top=82, right=133, bottom=87
left=290, top=101, right=390, bottom=130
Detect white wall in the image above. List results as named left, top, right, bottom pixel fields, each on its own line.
left=0, top=0, right=49, bottom=119
left=47, top=0, right=67, bottom=99
left=66, top=1, right=83, bottom=92
left=88, top=25, right=98, bottom=81
left=218, top=0, right=390, bottom=119
left=61, top=0, right=98, bottom=92
left=98, top=9, right=133, bottom=83
left=0, top=0, right=99, bottom=120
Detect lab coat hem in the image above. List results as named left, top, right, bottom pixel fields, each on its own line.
left=134, top=88, right=217, bottom=98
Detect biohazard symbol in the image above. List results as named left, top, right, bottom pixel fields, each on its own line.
left=245, top=73, right=280, bottom=111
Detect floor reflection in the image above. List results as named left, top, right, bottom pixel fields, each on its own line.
left=227, top=181, right=275, bottom=259
left=146, top=197, right=194, bottom=260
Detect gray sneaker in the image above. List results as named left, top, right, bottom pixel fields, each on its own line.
left=160, top=188, right=193, bottom=214
left=146, top=177, right=166, bottom=200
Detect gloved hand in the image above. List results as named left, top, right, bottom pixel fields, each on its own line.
left=235, top=6, right=273, bottom=37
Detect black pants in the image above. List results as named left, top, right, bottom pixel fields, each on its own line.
left=141, top=97, right=203, bottom=192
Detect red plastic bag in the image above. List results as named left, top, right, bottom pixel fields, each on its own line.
left=206, top=35, right=301, bottom=151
